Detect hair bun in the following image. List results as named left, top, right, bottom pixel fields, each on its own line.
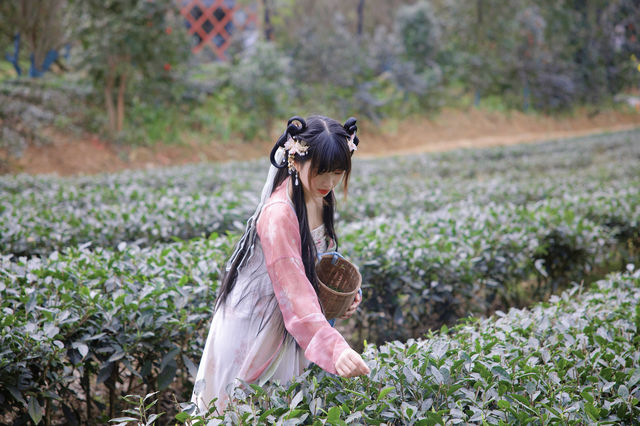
left=343, top=117, right=359, bottom=147
left=343, top=117, right=357, bottom=135
left=271, top=116, right=308, bottom=167
left=286, top=116, right=307, bottom=138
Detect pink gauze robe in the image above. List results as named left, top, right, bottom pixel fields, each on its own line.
left=191, top=178, right=350, bottom=414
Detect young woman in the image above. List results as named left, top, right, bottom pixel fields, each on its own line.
left=191, top=115, right=370, bottom=414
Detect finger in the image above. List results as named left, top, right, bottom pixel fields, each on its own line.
left=340, top=306, right=356, bottom=319
left=343, top=358, right=356, bottom=373
left=352, top=294, right=361, bottom=307
left=338, top=356, right=355, bottom=371
left=350, top=355, right=369, bottom=375
left=356, top=363, right=369, bottom=376
left=337, top=359, right=353, bottom=377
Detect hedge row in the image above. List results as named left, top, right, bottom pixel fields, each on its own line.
left=1, top=130, right=638, bottom=257
left=343, top=182, right=640, bottom=343
left=0, top=235, right=231, bottom=425
left=157, top=268, right=640, bottom=425
left=0, top=164, right=261, bottom=256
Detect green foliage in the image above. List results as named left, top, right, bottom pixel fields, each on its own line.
left=72, top=0, right=189, bottom=84
left=70, top=0, right=191, bottom=133
left=3, top=0, right=639, bottom=143
left=211, top=41, right=293, bottom=141
left=0, top=160, right=262, bottom=255
left=0, top=235, right=231, bottom=424
left=1, top=130, right=639, bottom=423
left=125, top=98, right=186, bottom=145
left=144, top=269, right=640, bottom=424
left=431, top=0, right=640, bottom=111
left=395, top=1, right=441, bottom=71
left=110, top=392, right=164, bottom=426
left=0, top=78, right=90, bottom=160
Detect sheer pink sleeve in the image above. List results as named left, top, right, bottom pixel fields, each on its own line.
left=257, top=200, right=350, bottom=374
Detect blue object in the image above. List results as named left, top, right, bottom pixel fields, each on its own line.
left=5, top=33, right=22, bottom=76
left=316, top=251, right=344, bottom=263
left=29, top=49, right=58, bottom=78
left=4, top=33, right=65, bottom=78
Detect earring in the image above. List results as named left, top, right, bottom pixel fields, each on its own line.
left=294, top=170, right=299, bottom=186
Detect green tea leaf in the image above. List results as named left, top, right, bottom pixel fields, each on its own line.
left=584, top=402, right=599, bottom=421
left=28, top=396, right=43, bottom=425
left=376, top=386, right=394, bottom=402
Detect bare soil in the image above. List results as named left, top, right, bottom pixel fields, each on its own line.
left=5, top=107, right=639, bottom=176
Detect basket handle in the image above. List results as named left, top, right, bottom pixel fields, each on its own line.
left=317, top=251, right=344, bottom=265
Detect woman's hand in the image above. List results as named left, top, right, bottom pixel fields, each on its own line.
left=336, top=348, right=370, bottom=378
left=339, top=290, right=362, bottom=320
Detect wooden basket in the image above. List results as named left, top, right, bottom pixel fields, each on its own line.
left=316, top=252, right=361, bottom=319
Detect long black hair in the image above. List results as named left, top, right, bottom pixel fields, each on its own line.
left=215, top=115, right=359, bottom=311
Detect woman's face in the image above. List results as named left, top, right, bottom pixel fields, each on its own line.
left=296, top=160, right=345, bottom=200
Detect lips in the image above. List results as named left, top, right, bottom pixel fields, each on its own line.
left=318, top=189, right=330, bottom=196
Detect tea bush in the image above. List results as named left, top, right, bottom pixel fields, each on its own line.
left=0, top=236, right=231, bottom=424
left=343, top=183, right=639, bottom=343
left=152, top=268, right=640, bottom=424
left=0, top=161, right=262, bottom=256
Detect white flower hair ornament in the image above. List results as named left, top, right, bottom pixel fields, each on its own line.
left=285, top=134, right=309, bottom=172
left=347, top=133, right=357, bottom=152
left=284, top=134, right=310, bottom=186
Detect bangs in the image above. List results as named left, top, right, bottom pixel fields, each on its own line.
left=309, top=133, right=351, bottom=175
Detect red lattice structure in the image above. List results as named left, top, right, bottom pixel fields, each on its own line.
left=179, top=0, right=257, bottom=60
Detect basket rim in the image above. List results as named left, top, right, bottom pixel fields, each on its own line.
left=318, top=280, right=360, bottom=297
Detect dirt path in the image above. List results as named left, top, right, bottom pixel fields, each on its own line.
left=358, top=108, right=639, bottom=158
left=362, top=123, right=640, bottom=159
left=5, top=107, right=639, bottom=176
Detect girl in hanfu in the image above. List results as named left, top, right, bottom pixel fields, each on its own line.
left=191, top=115, right=370, bottom=414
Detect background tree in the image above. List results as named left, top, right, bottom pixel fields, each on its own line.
left=0, top=0, right=69, bottom=76
left=71, top=0, right=189, bottom=135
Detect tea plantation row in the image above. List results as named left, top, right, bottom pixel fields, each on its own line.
left=1, top=130, right=638, bottom=256
left=1, top=182, right=638, bottom=423
left=153, top=269, right=640, bottom=425
left=0, top=237, right=230, bottom=424
left=343, top=181, right=640, bottom=343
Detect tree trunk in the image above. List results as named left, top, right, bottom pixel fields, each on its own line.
left=105, top=60, right=117, bottom=133
left=262, top=0, right=273, bottom=41
left=357, top=0, right=365, bottom=36
left=116, top=71, right=127, bottom=133
left=82, top=366, right=91, bottom=423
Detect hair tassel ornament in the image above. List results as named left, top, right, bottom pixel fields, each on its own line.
left=284, top=135, right=309, bottom=186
